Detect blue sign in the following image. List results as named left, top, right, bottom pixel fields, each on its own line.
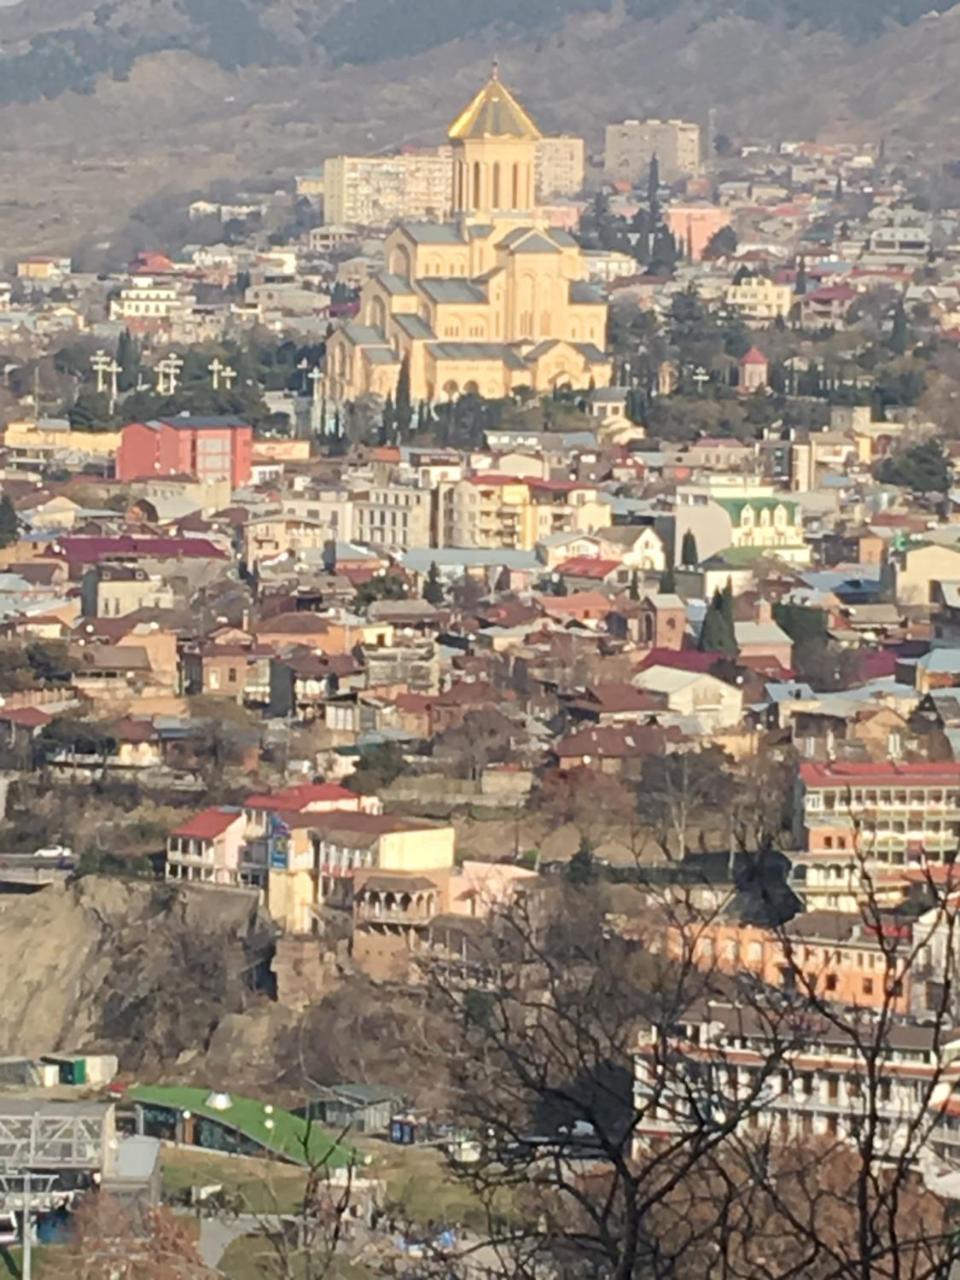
left=268, top=813, right=291, bottom=870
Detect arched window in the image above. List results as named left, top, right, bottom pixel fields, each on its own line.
left=473, top=162, right=481, bottom=210
left=492, top=163, right=501, bottom=209
left=512, top=163, right=520, bottom=208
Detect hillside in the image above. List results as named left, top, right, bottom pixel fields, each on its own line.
left=1, top=0, right=960, bottom=255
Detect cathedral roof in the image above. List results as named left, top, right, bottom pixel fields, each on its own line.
left=498, top=228, right=560, bottom=254
left=402, top=223, right=466, bottom=245
left=448, top=68, right=542, bottom=143
left=419, top=279, right=488, bottom=304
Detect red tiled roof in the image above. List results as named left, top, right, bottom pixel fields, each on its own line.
left=555, top=557, right=622, bottom=579
left=0, top=706, right=52, bottom=728
left=171, top=806, right=241, bottom=839
left=56, top=536, right=226, bottom=562
left=800, top=761, right=960, bottom=788
left=634, top=648, right=718, bottom=674
left=740, top=346, right=768, bottom=366
left=244, top=781, right=358, bottom=812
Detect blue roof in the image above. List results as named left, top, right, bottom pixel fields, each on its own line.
left=921, top=649, right=960, bottom=674
left=401, top=548, right=539, bottom=571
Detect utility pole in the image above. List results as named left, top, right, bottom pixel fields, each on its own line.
left=21, top=1168, right=32, bottom=1280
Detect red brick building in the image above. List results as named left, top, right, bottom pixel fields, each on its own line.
left=116, top=416, right=253, bottom=487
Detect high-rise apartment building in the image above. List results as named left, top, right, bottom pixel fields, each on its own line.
left=604, top=118, right=701, bottom=184
left=323, top=149, right=454, bottom=227
left=324, top=135, right=586, bottom=228
left=535, top=135, right=586, bottom=198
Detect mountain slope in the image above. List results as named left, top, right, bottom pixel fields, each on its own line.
left=0, top=0, right=959, bottom=257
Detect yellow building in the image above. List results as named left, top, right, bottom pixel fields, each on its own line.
left=327, top=68, right=611, bottom=407
left=438, top=474, right=606, bottom=550
left=725, top=276, right=794, bottom=325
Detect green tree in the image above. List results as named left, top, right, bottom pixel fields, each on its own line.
left=68, top=390, right=112, bottom=430
left=423, top=561, right=445, bottom=606
left=379, top=393, right=395, bottom=445
left=698, top=587, right=738, bottom=656
left=702, top=225, right=738, bottom=260
left=395, top=355, right=413, bottom=439
left=566, top=836, right=598, bottom=887
left=115, top=330, right=141, bottom=392
left=647, top=152, right=660, bottom=223
left=628, top=569, right=641, bottom=601
left=888, top=299, right=909, bottom=356
left=0, top=495, right=18, bottom=548
left=659, top=566, right=677, bottom=593
left=680, top=530, right=699, bottom=567
left=878, top=440, right=949, bottom=493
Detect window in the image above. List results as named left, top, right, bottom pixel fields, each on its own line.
left=825, top=973, right=838, bottom=992
left=863, top=978, right=874, bottom=996
left=228, top=668, right=238, bottom=683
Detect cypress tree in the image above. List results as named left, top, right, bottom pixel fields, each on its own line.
left=681, top=530, right=699, bottom=567
left=567, top=836, right=598, bottom=887
left=395, top=356, right=413, bottom=438
left=628, top=570, right=640, bottom=601
left=647, top=153, right=660, bottom=224
left=698, top=588, right=738, bottom=655
left=423, top=562, right=444, bottom=606
left=0, top=494, right=17, bottom=549
left=889, top=300, right=909, bottom=356
left=659, top=567, right=677, bottom=593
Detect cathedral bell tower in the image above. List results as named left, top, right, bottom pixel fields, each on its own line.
left=448, top=61, right=541, bottom=219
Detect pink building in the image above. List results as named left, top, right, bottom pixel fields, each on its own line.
left=116, top=416, right=253, bottom=487
left=665, top=203, right=732, bottom=262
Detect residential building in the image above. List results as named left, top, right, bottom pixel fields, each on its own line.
left=322, top=148, right=454, bottom=226
left=80, top=565, right=172, bottom=619
left=326, top=69, right=612, bottom=406
left=666, top=911, right=912, bottom=1014
left=116, top=416, right=253, bottom=488
left=793, top=761, right=960, bottom=910
left=725, top=275, right=794, bottom=324
left=437, top=475, right=604, bottom=550
left=352, top=484, right=433, bottom=551
left=535, top=135, right=586, bottom=198
left=165, top=807, right=248, bottom=887
left=634, top=1003, right=960, bottom=1163
left=244, top=514, right=330, bottom=573
left=604, top=118, right=701, bottom=183
left=109, top=277, right=191, bottom=332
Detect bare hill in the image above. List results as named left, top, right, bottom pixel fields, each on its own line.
left=0, top=1, right=959, bottom=254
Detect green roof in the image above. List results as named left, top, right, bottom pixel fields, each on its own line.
left=717, top=497, right=798, bottom=522
left=129, top=1085, right=358, bottom=1169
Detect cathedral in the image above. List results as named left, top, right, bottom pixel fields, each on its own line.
left=326, top=68, right=612, bottom=406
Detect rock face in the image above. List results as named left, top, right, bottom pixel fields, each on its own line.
left=0, top=877, right=272, bottom=1069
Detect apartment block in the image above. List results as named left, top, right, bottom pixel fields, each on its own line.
left=352, top=484, right=433, bottom=551
left=437, top=475, right=605, bottom=551
left=635, top=1003, right=960, bottom=1163
left=794, top=761, right=960, bottom=910
left=323, top=148, right=454, bottom=227
left=604, top=118, right=701, bottom=184
left=535, top=135, right=586, bottom=198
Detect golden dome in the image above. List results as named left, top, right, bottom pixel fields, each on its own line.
left=448, top=64, right=542, bottom=142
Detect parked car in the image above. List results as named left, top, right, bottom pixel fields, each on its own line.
left=33, top=844, right=74, bottom=861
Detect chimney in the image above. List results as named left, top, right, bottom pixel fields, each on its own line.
left=756, top=598, right=772, bottom=626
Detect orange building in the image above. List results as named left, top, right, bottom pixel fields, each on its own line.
left=667, top=910, right=911, bottom=1015
left=665, top=203, right=732, bottom=262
